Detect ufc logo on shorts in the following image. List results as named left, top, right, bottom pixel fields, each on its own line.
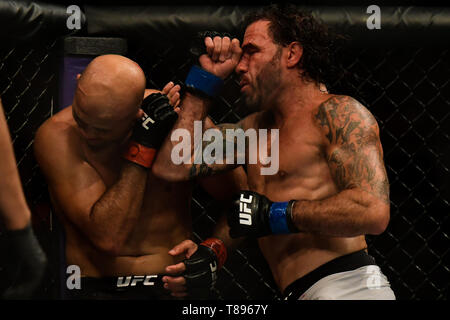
left=239, top=194, right=253, bottom=225
left=116, top=275, right=157, bottom=287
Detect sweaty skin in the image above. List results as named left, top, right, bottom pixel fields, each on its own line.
left=34, top=55, right=244, bottom=277
left=156, top=21, right=389, bottom=294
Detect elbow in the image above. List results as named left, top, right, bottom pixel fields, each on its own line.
left=369, top=202, right=390, bottom=235
left=151, top=161, right=190, bottom=182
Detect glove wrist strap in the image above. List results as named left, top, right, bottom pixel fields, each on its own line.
left=122, top=141, right=156, bottom=169
left=185, top=65, right=224, bottom=98
left=269, top=200, right=299, bottom=234
left=200, top=238, right=227, bottom=269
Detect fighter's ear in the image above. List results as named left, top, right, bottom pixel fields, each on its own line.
left=286, top=42, right=303, bottom=68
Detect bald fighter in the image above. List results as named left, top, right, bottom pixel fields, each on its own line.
left=0, top=98, right=47, bottom=299
left=154, top=5, right=395, bottom=300
left=34, top=54, right=245, bottom=299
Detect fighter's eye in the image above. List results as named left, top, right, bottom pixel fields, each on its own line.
left=243, top=45, right=258, bottom=55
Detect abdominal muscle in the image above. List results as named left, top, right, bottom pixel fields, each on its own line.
left=248, top=159, right=368, bottom=293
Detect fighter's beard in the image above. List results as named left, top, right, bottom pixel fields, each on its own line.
left=243, top=89, right=261, bottom=111
left=243, top=49, right=282, bottom=111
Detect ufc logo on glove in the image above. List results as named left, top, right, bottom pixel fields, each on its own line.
left=239, top=194, right=253, bottom=225
left=141, top=113, right=155, bottom=129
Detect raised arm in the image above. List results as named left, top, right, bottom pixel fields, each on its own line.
left=291, top=95, right=390, bottom=236
left=152, top=35, right=242, bottom=182
left=34, top=121, right=148, bottom=255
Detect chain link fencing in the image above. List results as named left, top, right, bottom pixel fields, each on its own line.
left=0, top=23, right=448, bottom=300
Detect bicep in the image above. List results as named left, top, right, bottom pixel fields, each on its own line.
left=317, top=96, right=390, bottom=203
left=327, top=137, right=389, bottom=203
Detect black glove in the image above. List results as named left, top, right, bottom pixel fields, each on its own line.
left=183, top=238, right=227, bottom=298
left=227, top=190, right=299, bottom=238
left=123, top=93, right=178, bottom=168
left=134, top=92, right=178, bottom=149
left=0, top=224, right=47, bottom=299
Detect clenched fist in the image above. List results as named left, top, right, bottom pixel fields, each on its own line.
left=199, top=35, right=242, bottom=80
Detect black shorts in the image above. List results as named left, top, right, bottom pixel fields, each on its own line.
left=63, top=274, right=173, bottom=300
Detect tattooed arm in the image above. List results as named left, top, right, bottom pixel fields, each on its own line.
left=152, top=92, right=246, bottom=181
left=291, top=96, right=390, bottom=237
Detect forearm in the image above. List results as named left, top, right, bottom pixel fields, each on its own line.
left=291, top=189, right=389, bottom=237
left=152, top=92, right=210, bottom=180
left=89, top=162, right=147, bottom=249
left=154, top=93, right=237, bottom=181
left=212, top=214, right=244, bottom=252
left=0, top=102, right=30, bottom=229
left=154, top=34, right=243, bottom=182
left=0, top=171, right=31, bottom=230
left=202, top=168, right=247, bottom=251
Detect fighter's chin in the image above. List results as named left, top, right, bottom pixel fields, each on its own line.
left=242, top=94, right=261, bottom=112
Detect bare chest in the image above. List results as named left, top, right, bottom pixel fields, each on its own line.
left=246, top=120, right=333, bottom=201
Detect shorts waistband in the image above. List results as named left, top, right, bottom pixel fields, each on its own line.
left=64, top=274, right=170, bottom=300
left=283, top=249, right=376, bottom=300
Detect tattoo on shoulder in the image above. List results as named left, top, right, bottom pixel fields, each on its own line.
left=315, top=96, right=390, bottom=204
left=315, top=96, right=378, bottom=144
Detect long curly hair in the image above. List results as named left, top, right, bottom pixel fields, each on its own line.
left=243, top=4, right=347, bottom=89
